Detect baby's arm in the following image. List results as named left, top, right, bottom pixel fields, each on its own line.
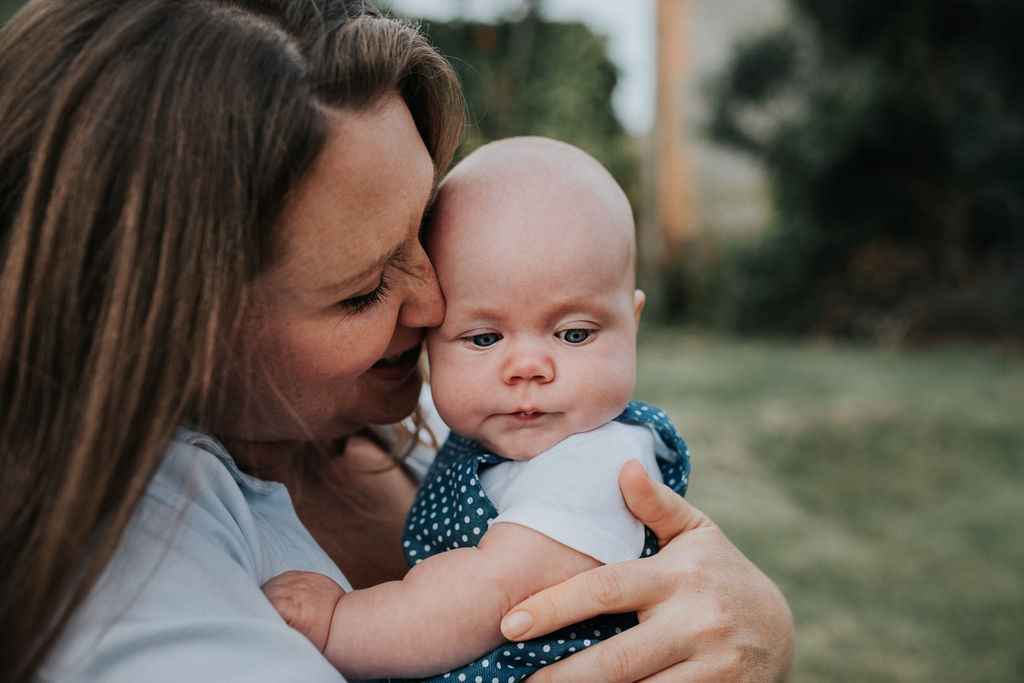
left=263, top=522, right=600, bottom=680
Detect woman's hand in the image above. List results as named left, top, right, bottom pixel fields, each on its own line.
left=499, top=459, right=794, bottom=682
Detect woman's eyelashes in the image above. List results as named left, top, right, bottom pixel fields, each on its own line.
left=339, top=276, right=391, bottom=313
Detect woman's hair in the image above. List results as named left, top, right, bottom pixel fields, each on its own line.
left=0, top=0, right=463, bottom=678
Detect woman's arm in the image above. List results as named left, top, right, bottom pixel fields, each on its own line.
left=499, top=459, right=794, bottom=682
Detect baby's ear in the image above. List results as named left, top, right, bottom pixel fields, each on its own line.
left=633, top=289, right=646, bottom=324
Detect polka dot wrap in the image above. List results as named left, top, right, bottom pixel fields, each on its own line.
left=392, top=401, right=690, bottom=683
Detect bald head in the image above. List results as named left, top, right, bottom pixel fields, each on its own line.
left=427, top=136, right=637, bottom=289
left=442, top=136, right=629, bottom=213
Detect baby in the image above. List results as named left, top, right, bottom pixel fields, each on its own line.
left=262, top=137, right=690, bottom=682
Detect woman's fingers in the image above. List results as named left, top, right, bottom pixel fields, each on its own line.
left=500, top=558, right=661, bottom=641
left=640, top=662, right=713, bottom=683
left=618, top=459, right=711, bottom=545
left=500, top=461, right=705, bottom=640
left=519, top=615, right=689, bottom=683
left=503, top=460, right=794, bottom=681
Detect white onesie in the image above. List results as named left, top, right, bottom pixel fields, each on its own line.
left=479, top=421, right=670, bottom=564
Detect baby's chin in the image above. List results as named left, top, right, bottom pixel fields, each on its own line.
left=486, top=430, right=579, bottom=462
left=476, top=409, right=626, bottom=461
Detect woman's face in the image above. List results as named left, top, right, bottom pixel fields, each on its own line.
left=214, top=93, right=443, bottom=444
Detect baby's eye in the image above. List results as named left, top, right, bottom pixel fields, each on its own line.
left=469, top=332, right=502, bottom=348
left=556, top=328, right=592, bottom=344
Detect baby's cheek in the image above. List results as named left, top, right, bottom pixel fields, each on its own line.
left=429, top=366, right=477, bottom=432
left=579, top=354, right=635, bottom=416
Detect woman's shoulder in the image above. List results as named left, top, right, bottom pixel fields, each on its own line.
left=39, top=426, right=347, bottom=682
left=155, top=426, right=347, bottom=581
left=156, top=425, right=288, bottom=514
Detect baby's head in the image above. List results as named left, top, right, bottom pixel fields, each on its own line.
left=425, top=137, right=644, bottom=460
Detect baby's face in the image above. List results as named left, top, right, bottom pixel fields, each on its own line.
left=426, top=163, right=642, bottom=460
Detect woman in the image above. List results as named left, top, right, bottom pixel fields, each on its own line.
left=0, top=0, right=793, bottom=681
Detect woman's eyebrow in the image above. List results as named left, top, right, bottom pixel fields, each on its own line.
left=316, top=241, right=406, bottom=296
left=317, top=181, right=433, bottom=296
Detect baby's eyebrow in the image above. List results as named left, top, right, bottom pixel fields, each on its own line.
left=455, top=304, right=507, bottom=322
left=546, top=299, right=609, bottom=318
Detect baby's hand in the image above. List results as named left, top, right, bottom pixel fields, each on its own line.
left=262, top=570, right=346, bottom=653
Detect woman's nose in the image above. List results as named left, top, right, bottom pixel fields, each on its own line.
left=398, top=249, right=445, bottom=329
left=502, top=346, right=555, bottom=385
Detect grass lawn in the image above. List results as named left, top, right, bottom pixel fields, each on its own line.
left=634, top=329, right=1024, bottom=682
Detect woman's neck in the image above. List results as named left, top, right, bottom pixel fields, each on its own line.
left=222, top=432, right=418, bottom=588
left=220, top=436, right=332, bottom=486
left=289, top=435, right=418, bottom=587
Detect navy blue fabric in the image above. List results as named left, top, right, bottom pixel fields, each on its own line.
left=393, top=402, right=689, bottom=683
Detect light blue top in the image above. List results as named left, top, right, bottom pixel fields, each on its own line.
left=38, top=423, right=434, bottom=682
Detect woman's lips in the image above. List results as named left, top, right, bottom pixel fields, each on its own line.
left=367, top=346, right=421, bottom=381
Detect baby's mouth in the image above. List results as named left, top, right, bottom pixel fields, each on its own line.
left=509, top=410, right=547, bottom=421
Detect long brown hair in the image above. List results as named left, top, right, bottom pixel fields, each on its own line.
left=0, top=0, right=463, bottom=679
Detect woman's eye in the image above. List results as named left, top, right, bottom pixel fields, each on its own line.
left=469, top=332, right=502, bottom=348
left=557, top=328, right=592, bottom=344
left=339, top=276, right=391, bottom=313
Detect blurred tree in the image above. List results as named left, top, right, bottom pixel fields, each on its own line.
left=1, top=0, right=25, bottom=22
left=706, top=0, right=1024, bottom=341
left=415, top=9, right=639, bottom=204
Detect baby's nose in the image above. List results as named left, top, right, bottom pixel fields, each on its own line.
left=501, top=347, right=555, bottom=384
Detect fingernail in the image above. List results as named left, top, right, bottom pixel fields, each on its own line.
left=500, top=611, right=533, bottom=639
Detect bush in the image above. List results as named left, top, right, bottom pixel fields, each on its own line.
left=706, top=0, right=1024, bottom=341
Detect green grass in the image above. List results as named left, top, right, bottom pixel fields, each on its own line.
left=634, top=329, right=1024, bottom=682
